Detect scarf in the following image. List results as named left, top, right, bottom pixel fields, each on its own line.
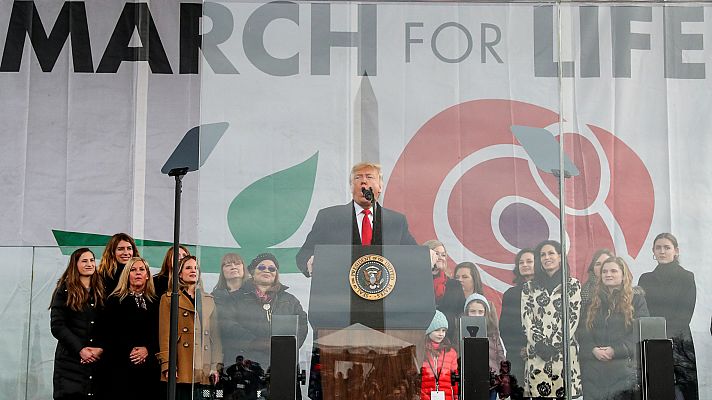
left=130, top=290, right=147, bottom=310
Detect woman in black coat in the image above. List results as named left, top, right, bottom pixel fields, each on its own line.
left=103, top=257, right=160, bottom=400
left=212, top=252, right=250, bottom=372
left=97, top=233, right=140, bottom=296
left=638, top=232, right=698, bottom=400
left=438, top=262, right=485, bottom=350
left=579, top=256, right=649, bottom=400
left=50, top=248, right=106, bottom=400
left=499, top=248, right=535, bottom=391
left=229, top=253, right=308, bottom=369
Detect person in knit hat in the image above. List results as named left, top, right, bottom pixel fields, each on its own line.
left=421, top=310, right=459, bottom=400
left=464, top=293, right=506, bottom=382
left=224, top=252, right=308, bottom=378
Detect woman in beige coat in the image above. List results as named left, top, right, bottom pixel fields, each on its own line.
left=157, top=256, right=223, bottom=400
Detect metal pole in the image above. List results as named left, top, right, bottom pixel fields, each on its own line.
left=167, top=167, right=188, bottom=400
left=554, top=171, right=572, bottom=400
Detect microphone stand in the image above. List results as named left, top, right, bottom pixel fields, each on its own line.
left=167, top=167, right=188, bottom=400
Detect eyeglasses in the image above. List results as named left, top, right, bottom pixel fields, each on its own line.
left=256, top=264, right=277, bottom=273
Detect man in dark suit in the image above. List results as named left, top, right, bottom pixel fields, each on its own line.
left=296, top=162, right=417, bottom=277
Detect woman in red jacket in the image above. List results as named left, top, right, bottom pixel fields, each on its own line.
left=421, top=310, right=459, bottom=400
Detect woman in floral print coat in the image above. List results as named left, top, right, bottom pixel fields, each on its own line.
left=521, top=240, right=582, bottom=399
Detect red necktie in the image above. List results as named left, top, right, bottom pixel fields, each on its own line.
left=361, top=209, right=372, bottom=246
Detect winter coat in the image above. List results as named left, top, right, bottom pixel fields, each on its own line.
left=157, top=290, right=223, bottom=384
left=102, top=264, right=125, bottom=298
left=103, top=293, right=160, bottom=400
left=578, top=288, right=649, bottom=400
left=50, top=285, right=105, bottom=399
left=580, top=279, right=596, bottom=308
left=638, top=260, right=698, bottom=399
left=420, top=345, right=459, bottom=400
left=212, top=287, right=244, bottom=369
left=521, top=274, right=582, bottom=398
left=488, top=332, right=506, bottom=374
left=153, top=274, right=169, bottom=299
left=437, top=280, right=466, bottom=351
left=500, top=284, right=526, bottom=382
left=226, top=280, right=308, bottom=368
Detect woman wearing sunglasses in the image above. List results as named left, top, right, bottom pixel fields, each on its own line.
left=229, top=253, right=308, bottom=374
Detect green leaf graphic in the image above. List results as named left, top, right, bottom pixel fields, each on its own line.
left=227, top=153, right=318, bottom=248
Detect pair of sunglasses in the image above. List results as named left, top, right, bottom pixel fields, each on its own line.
left=256, top=264, right=277, bottom=272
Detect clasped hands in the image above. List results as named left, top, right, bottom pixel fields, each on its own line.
left=592, top=346, right=615, bottom=361
left=130, top=346, right=149, bottom=365
left=79, top=347, right=103, bottom=364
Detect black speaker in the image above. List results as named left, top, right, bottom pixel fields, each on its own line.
left=640, top=339, right=674, bottom=400
left=461, top=337, right=490, bottom=400
left=270, top=335, right=297, bottom=400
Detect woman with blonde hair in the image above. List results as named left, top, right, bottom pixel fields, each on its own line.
left=153, top=245, right=190, bottom=298
left=157, top=256, right=222, bottom=400
left=579, top=257, right=648, bottom=400
left=104, top=257, right=160, bottom=400
left=50, top=248, right=105, bottom=400
left=98, top=233, right=140, bottom=295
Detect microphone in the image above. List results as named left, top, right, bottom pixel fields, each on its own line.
left=361, top=187, right=374, bottom=202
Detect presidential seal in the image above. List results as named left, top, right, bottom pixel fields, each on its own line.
left=349, top=254, right=397, bottom=300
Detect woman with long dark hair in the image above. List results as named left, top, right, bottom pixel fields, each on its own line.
left=521, top=240, right=582, bottom=399
left=153, top=245, right=190, bottom=298
left=581, top=249, right=615, bottom=308
left=438, top=262, right=485, bottom=349
left=638, top=233, right=698, bottom=400
left=579, top=257, right=648, bottom=400
left=50, top=248, right=105, bottom=400
left=98, top=233, right=140, bottom=295
left=499, top=248, right=535, bottom=387
left=104, top=257, right=160, bottom=400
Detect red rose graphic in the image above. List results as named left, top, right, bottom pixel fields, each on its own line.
left=383, top=100, right=654, bottom=306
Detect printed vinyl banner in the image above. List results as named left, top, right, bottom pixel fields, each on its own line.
left=1, top=1, right=712, bottom=399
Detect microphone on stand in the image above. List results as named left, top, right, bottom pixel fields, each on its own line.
left=361, top=187, right=374, bottom=203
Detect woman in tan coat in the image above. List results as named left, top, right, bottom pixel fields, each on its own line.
left=157, top=256, right=223, bottom=400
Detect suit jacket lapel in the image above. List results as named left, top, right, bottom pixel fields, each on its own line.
left=372, top=202, right=382, bottom=245
left=351, top=201, right=361, bottom=245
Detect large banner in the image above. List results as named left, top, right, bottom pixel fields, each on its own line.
left=1, top=1, right=712, bottom=399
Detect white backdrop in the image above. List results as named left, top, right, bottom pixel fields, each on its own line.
left=1, top=1, right=711, bottom=399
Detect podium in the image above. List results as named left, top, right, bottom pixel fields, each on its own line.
left=309, top=245, right=436, bottom=399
